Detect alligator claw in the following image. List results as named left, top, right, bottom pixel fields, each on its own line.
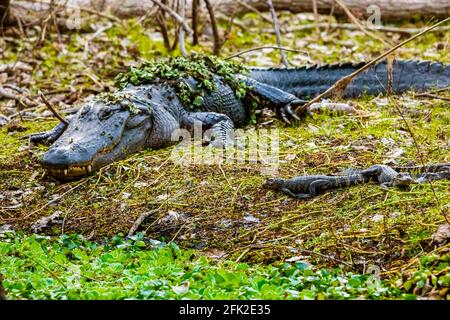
left=284, top=104, right=301, bottom=121
left=279, top=100, right=311, bottom=123
left=280, top=109, right=291, bottom=124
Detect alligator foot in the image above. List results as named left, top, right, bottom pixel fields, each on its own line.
left=24, top=122, right=68, bottom=145
left=279, top=99, right=310, bottom=124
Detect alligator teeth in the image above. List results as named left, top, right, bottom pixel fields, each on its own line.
left=87, top=165, right=92, bottom=173
left=64, top=169, right=68, bottom=176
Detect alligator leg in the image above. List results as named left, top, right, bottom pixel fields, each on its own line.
left=239, top=76, right=310, bottom=123
left=360, top=165, right=394, bottom=188
left=281, top=187, right=302, bottom=198
left=182, top=112, right=235, bottom=147
left=359, top=165, right=383, bottom=176
left=280, top=188, right=312, bottom=199
left=283, top=179, right=332, bottom=199
left=26, top=121, right=68, bottom=145
left=307, top=179, right=333, bottom=198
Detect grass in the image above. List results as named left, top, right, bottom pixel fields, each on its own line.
left=0, top=14, right=449, bottom=299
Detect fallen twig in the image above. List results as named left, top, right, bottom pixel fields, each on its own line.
left=334, top=0, right=392, bottom=47
left=128, top=209, right=159, bottom=237
left=23, top=179, right=86, bottom=219
left=0, top=86, right=34, bottom=107
left=294, top=17, right=450, bottom=115
left=225, top=45, right=308, bottom=60
left=262, top=23, right=450, bottom=35
left=39, top=91, right=69, bottom=125
left=414, top=93, right=450, bottom=101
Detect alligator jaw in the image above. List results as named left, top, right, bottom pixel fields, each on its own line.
left=45, top=164, right=93, bottom=180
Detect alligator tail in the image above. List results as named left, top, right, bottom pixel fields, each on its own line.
left=249, top=60, right=450, bottom=99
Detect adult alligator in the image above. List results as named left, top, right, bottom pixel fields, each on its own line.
left=29, top=56, right=450, bottom=179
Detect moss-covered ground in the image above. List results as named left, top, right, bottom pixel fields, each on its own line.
left=0, top=12, right=449, bottom=299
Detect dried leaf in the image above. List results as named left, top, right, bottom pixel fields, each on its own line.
left=431, top=224, right=450, bottom=243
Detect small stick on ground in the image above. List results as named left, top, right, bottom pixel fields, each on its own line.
left=128, top=209, right=159, bottom=237
left=266, top=0, right=289, bottom=67
left=39, top=91, right=69, bottom=125
left=0, top=86, right=34, bottom=107
left=262, top=24, right=450, bottom=36
left=414, top=93, right=450, bottom=101
left=294, top=16, right=450, bottom=115
left=23, top=179, right=86, bottom=219
left=226, top=45, right=308, bottom=60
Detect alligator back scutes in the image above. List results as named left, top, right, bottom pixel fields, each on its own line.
left=249, top=60, right=450, bottom=99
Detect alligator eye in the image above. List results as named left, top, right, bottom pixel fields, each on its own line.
left=99, top=108, right=120, bottom=120
left=80, top=105, right=92, bottom=117
left=126, top=114, right=146, bottom=129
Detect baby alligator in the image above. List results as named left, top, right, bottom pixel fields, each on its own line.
left=263, top=173, right=370, bottom=199
left=265, top=164, right=450, bottom=199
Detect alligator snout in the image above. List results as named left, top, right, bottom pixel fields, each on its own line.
left=42, top=145, right=94, bottom=179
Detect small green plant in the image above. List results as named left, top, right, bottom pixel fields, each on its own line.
left=96, top=92, right=141, bottom=114
left=0, top=231, right=405, bottom=300
left=114, top=55, right=258, bottom=122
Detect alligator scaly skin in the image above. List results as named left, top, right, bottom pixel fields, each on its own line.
left=250, top=60, right=450, bottom=99
left=263, top=173, right=371, bottom=199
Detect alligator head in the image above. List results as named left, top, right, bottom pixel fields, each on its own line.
left=263, top=178, right=285, bottom=190
left=41, top=88, right=180, bottom=180
left=391, top=172, right=415, bottom=187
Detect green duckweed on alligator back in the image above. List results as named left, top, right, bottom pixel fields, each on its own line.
left=29, top=55, right=450, bottom=180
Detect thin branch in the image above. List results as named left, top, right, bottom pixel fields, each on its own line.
left=334, top=0, right=392, bottom=47
left=414, top=86, right=450, bottom=96
left=225, top=45, right=308, bottom=60
left=312, top=0, right=321, bottom=37
left=220, top=9, right=237, bottom=50
left=178, top=0, right=188, bottom=56
left=203, top=0, right=220, bottom=55
left=294, top=17, right=450, bottom=115
left=39, top=91, right=69, bottom=125
left=150, top=0, right=192, bottom=35
left=414, top=93, right=450, bottom=101
left=262, top=24, right=450, bottom=35
left=235, top=0, right=272, bottom=24
left=34, top=0, right=122, bottom=23
left=192, top=0, right=199, bottom=45
left=266, top=0, right=288, bottom=67
left=157, top=14, right=171, bottom=50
